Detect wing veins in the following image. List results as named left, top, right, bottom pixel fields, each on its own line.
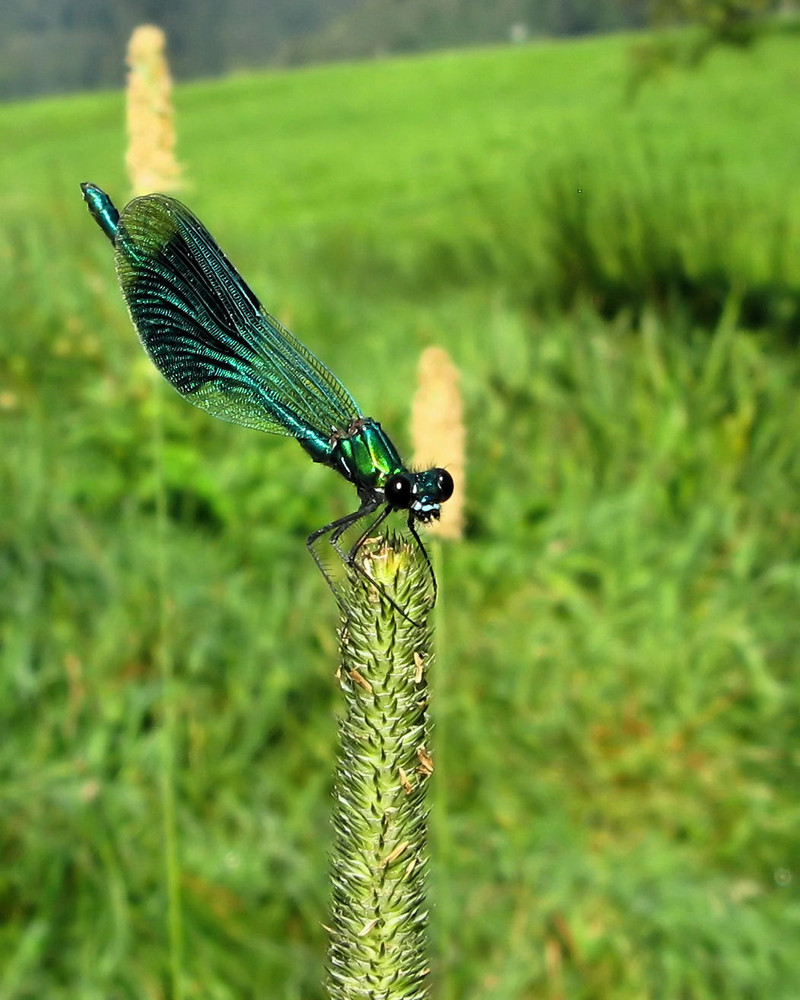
left=114, top=195, right=362, bottom=441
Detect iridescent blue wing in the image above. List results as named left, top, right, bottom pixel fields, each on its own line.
left=111, top=193, right=361, bottom=454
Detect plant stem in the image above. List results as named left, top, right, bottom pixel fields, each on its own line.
left=151, top=381, right=184, bottom=1000
left=429, top=540, right=456, bottom=1000
left=326, top=536, right=435, bottom=1000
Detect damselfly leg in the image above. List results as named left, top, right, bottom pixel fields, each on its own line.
left=307, top=505, right=434, bottom=626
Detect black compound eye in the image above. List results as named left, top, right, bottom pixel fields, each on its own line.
left=385, top=474, right=413, bottom=509
left=436, top=469, right=454, bottom=502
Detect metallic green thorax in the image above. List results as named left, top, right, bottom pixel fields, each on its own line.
left=328, top=419, right=404, bottom=493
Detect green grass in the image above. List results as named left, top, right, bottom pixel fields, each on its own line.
left=2, top=26, right=800, bottom=1000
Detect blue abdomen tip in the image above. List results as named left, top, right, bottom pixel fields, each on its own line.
left=81, top=183, right=120, bottom=244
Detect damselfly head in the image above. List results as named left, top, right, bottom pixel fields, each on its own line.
left=385, top=468, right=454, bottom=522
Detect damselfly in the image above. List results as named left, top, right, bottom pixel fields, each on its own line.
left=81, top=184, right=453, bottom=621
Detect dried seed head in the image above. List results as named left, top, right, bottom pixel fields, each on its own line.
left=126, top=25, right=183, bottom=196
left=411, top=346, right=465, bottom=540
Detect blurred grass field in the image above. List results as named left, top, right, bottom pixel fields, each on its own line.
left=2, top=25, right=800, bottom=1000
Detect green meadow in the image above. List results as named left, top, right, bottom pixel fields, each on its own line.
left=2, top=25, right=800, bottom=999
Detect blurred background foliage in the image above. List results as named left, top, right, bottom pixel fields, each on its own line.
left=2, top=10, right=800, bottom=1000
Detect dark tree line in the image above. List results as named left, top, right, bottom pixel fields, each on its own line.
left=0, top=0, right=787, bottom=102
left=0, top=0, right=361, bottom=99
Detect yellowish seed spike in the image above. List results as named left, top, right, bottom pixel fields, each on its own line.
left=126, top=25, right=183, bottom=196
left=411, top=346, right=465, bottom=540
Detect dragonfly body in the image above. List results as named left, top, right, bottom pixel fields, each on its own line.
left=81, top=183, right=453, bottom=618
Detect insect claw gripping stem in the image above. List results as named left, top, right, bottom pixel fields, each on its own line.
left=306, top=506, right=433, bottom=628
